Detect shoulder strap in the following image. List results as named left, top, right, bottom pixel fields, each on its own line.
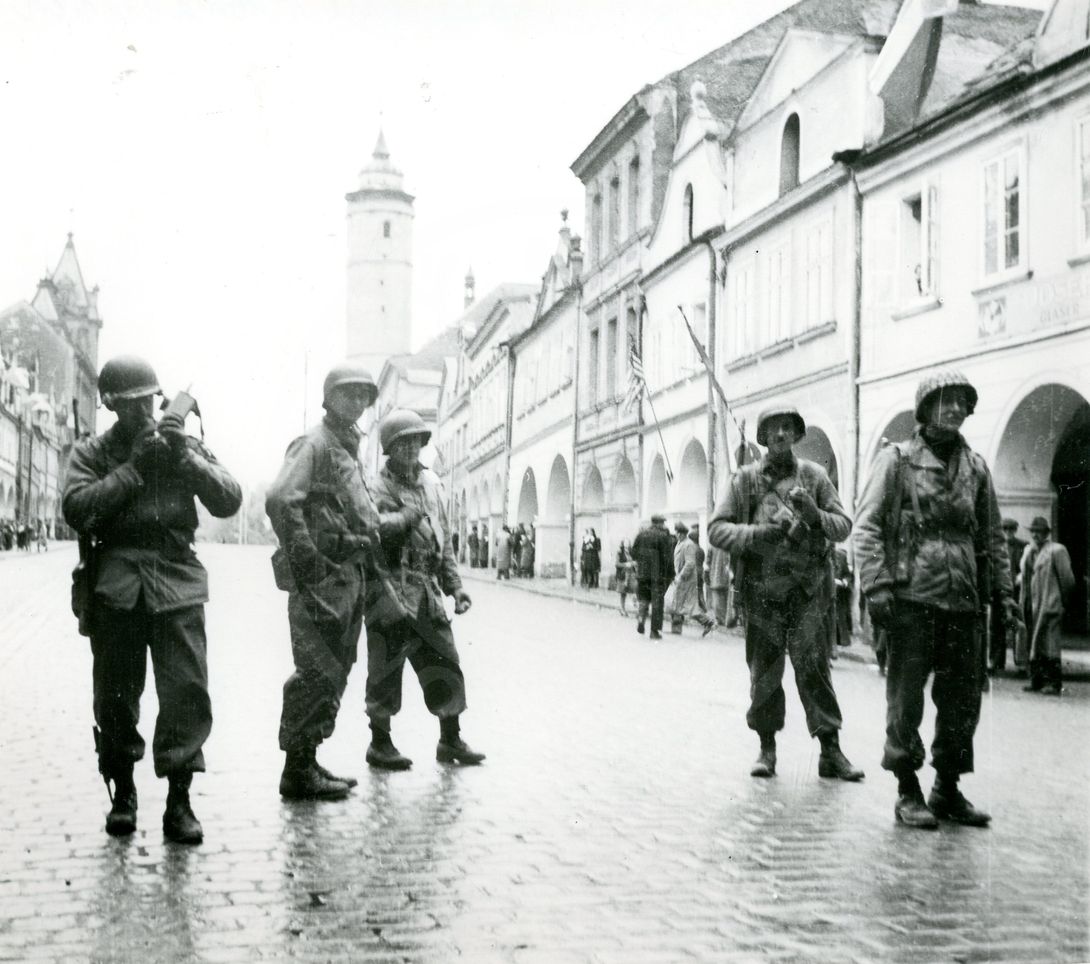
left=889, top=443, right=906, bottom=536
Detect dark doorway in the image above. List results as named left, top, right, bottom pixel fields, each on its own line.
left=1053, top=402, right=1090, bottom=635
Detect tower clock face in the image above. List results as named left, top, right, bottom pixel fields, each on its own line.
left=55, top=279, right=75, bottom=309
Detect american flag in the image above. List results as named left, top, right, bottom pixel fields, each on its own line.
left=622, top=337, right=645, bottom=413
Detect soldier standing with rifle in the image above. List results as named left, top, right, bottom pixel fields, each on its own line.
left=265, top=362, right=381, bottom=800
left=364, top=409, right=484, bottom=770
left=63, top=355, right=241, bottom=844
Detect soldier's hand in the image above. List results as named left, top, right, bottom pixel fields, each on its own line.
left=342, top=533, right=372, bottom=554
left=868, top=588, right=895, bottom=628
left=157, top=412, right=188, bottom=460
left=453, top=588, right=472, bottom=614
left=129, top=426, right=164, bottom=475
left=788, top=486, right=821, bottom=525
left=398, top=505, right=423, bottom=531
left=753, top=522, right=786, bottom=545
left=1001, top=595, right=1023, bottom=628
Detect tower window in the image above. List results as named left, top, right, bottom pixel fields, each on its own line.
left=780, top=114, right=800, bottom=196
left=383, top=221, right=391, bottom=238
left=683, top=184, right=694, bottom=241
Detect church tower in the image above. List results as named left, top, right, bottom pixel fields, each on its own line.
left=345, top=130, right=414, bottom=372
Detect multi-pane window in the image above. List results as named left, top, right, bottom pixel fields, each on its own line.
left=627, top=156, right=640, bottom=237
left=591, top=192, right=603, bottom=264
left=897, top=187, right=938, bottom=301
left=766, top=244, right=791, bottom=343
left=982, top=147, right=1024, bottom=277
left=728, top=260, right=755, bottom=358
left=605, top=318, right=618, bottom=398
left=804, top=218, right=835, bottom=326
left=1078, top=118, right=1090, bottom=248
left=625, top=307, right=638, bottom=370
left=587, top=327, right=600, bottom=405
left=609, top=176, right=621, bottom=252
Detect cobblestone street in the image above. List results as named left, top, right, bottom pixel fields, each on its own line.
left=1, top=545, right=1088, bottom=963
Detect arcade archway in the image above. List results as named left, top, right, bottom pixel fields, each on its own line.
left=795, top=425, right=839, bottom=490
left=545, top=456, right=571, bottom=522
left=647, top=455, right=668, bottom=516
left=516, top=467, right=539, bottom=525
left=677, top=439, right=707, bottom=513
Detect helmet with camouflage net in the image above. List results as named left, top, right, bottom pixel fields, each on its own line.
left=914, top=369, right=978, bottom=423
left=380, top=408, right=431, bottom=454
left=755, top=406, right=806, bottom=446
left=322, top=361, right=377, bottom=407
left=98, top=355, right=161, bottom=410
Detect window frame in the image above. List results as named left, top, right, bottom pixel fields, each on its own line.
left=1076, top=115, right=1090, bottom=254
left=980, top=141, right=1028, bottom=284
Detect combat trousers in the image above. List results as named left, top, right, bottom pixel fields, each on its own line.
left=881, top=601, right=981, bottom=776
left=708, top=587, right=729, bottom=625
left=988, top=603, right=1008, bottom=672
left=279, top=565, right=365, bottom=754
left=636, top=579, right=665, bottom=634
left=743, top=586, right=843, bottom=737
left=365, top=609, right=467, bottom=723
left=91, top=602, right=211, bottom=779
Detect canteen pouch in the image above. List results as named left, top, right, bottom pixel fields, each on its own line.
left=71, top=559, right=93, bottom=637
left=271, top=547, right=297, bottom=592
left=366, top=572, right=411, bottom=631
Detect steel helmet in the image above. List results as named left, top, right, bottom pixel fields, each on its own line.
left=98, top=355, right=161, bottom=410
left=914, top=369, right=978, bottom=423
left=755, top=406, right=806, bottom=446
left=322, top=362, right=377, bottom=407
left=380, top=408, right=431, bottom=454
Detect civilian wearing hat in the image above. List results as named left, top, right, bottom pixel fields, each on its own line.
left=1021, top=517, right=1075, bottom=694
left=709, top=406, right=863, bottom=783
left=854, top=370, right=1019, bottom=830
left=990, top=519, right=1028, bottom=674
left=631, top=514, right=675, bottom=639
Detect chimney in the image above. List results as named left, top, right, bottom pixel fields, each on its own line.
left=463, top=268, right=476, bottom=310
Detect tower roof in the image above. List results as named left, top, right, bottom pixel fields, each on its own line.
left=352, top=128, right=411, bottom=196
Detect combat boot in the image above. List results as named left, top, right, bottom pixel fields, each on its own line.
left=437, top=716, right=486, bottom=765
left=750, top=733, right=776, bottom=778
left=163, top=773, right=203, bottom=845
left=817, top=732, right=864, bottom=781
left=928, top=775, right=991, bottom=827
left=105, top=767, right=138, bottom=837
left=315, top=762, right=358, bottom=788
left=366, top=723, right=413, bottom=771
left=894, top=772, right=938, bottom=829
left=280, top=749, right=353, bottom=799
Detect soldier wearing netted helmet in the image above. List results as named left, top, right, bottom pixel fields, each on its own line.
left=854, top=369, right=1019, bottom=829
left=708, top=405, right=863, bottom=784
left=363, top=408, right=484, bottom=770
left=63, top=355, right=242, bottom=844
left=266, top=361, right=381, bottom=800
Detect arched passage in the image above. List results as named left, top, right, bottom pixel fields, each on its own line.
left=516, top=468, right=539, bottom=525
left=611, top=458, right=637, bottom=506
left=545, top=456, right=571, bottom=523
left=995, top=383, right=1090, bottom=634
left=868, top=410, right=916, bottom=464
left=647, top=455, right=668, bottom=516
left=795, top=425, right=839, bottom=490
left=677, top=439, right=707, bottom=512
left=581, top=465, right=605, bottom=512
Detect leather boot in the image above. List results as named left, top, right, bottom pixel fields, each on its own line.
left=366, top=723, right=413, bottom=771
left=163, top=773, right=203, bottom=844
left=437, top=717, right=486, bottom=765
left=315, top=762, right=358, bottom=788
left=750, top=734, right=776, bottom=778
left=280, top=749, right=353, bottom=798
left=928, top=774, right=991, bottom=827
left=671, top=617, right=684, bottom=635
left=894, top=772, right=938, bottom=829
left=818, top=732, right=864, bottom=781
left=105, top=767, right=137, bottom=837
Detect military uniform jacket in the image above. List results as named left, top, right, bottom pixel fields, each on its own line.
left=369, top=461, right=461, bottom=625
left=63, top=425, right=242, bottom=614
left=708, top=454, right=850, bottom=601
left=854, top=430, right=1012, bottom=613
left=265, top=416, right=380, bottom=587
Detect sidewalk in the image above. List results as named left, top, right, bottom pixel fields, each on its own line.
left=460, top=564, right=1090, bottom=678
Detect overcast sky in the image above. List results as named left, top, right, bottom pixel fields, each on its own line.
left=0, top=0, right=1046, bottom=486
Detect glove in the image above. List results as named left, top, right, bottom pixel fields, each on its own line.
left=157, top=412, right=188, bottom=461
left=453, top=588, right=472, bottom=615
left=395, top=505, right=423, bottom=531
left=129, top=426, right=167, bottom=476
left=867, top=588, right=895, bottom=628
left=788, top=486, right=821, bottom=526
left=752, top=522, right=786, bottom=545
left=1001, top=595, right=1023, bottom=628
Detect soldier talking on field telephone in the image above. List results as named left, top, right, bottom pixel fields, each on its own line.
left=63, top=355, right=242, bottom=844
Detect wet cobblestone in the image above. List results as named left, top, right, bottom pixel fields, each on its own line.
left=0, top=545, right=1087, bottom=962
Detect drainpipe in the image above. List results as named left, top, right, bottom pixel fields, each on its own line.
left=704, top=239, right=718, bottom=522
left=849, top=173, right=863, bottom=513
left=569, top=283, right=583, bottom=585
left=501, top=344, right=516, bottom=541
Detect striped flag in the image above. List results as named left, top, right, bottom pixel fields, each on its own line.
left=622, top=337, right=645, bottom=414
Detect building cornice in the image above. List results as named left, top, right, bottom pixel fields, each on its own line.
left=345, top=187, right=415, bottom=205
left=642, top=226, right=723, bottom=289
left=570, top=92, right=652, bottom=182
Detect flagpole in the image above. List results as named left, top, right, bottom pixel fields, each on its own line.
left=643, top=389, right=674, bottom=483
left=678, top=305, right=740, bottom=475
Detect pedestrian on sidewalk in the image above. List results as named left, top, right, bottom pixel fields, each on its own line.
left=709, top=405, right=863, bottom=784
left=705, top=545, right=731, bottom=626
left=1022, top=516, right=1075, bottom=695
left=581, top=529, right=601, bottom=588
left=615, top=540, right=637, bottom=615
left=364, top=409, right=484, bottom=770
left=63, top=355, right=241, bottom=845
left=520, top=524, right=536, bottom=578
left=496, top=525, right=513, bottom=579
left=669, top=526, right=715, bottom=636
left=266, top=361, right=380, bottom=802
left=511, top=525, right=524, bottom=577
left=467, top=524, right=480, bottom=568
left=631, top=514, right=675, bottom=640
left=855, top=370, right=1020, bottom=830
left=992, top=518, right=1028, bottom=675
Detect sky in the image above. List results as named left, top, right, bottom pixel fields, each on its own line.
left=0, top=0, right=1047, bottom=486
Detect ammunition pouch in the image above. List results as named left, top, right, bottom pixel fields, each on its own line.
left=71, top=535, right=97, bottom=637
